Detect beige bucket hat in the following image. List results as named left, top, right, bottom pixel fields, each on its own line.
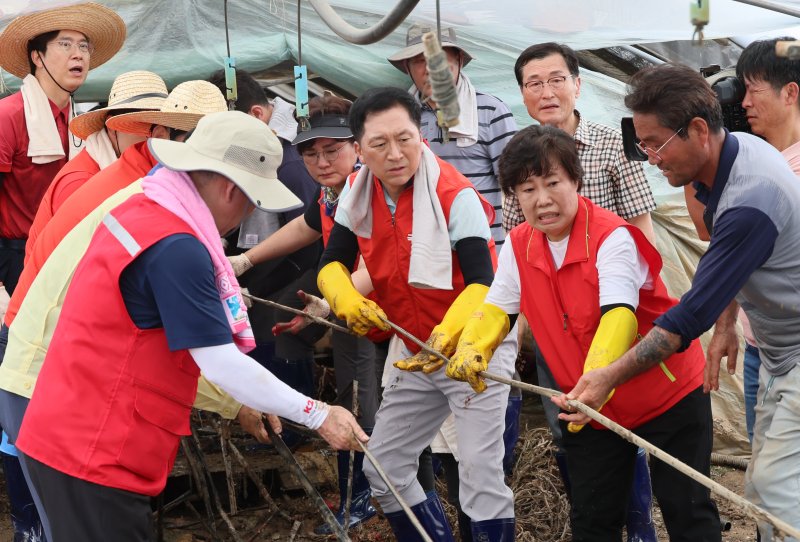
left=105, top=80, right=227, bottom=135
left=0, top=2, right=126, bottom=79
left=69, top=70, right=168, bottom=139
left=149, top=110, right=302, bottom=213
left=388, top=22, right=473, bottom=73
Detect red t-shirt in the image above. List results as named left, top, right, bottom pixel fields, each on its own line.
left=0, top=92, right=71, bottom=239
left=25, top=148, right=100, bottom=259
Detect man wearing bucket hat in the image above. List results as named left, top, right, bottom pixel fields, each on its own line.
left=13, top=110, right=367, bottom=541
left=0, top=1, right=124, bottom=295
left=388, top=23, right=516, bottom=249
left=25, top=70, right=169, bottom=258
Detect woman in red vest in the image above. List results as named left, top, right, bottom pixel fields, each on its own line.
left=447, top=125, right=721, bottom=541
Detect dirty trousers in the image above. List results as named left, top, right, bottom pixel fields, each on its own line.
left=363, top=332, right=517, bottom=521
left=746, top=361, right=800, bottom=542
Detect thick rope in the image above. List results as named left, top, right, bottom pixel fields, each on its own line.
left=245, top=296, right=799, bottom=539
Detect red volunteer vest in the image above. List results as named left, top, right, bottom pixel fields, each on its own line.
left=17, top=194, right=202, bottom=496
left=352, top=157, right=497, bottom=352
left=511, top=195, right=704, bottom=429
left=319, top=189, right=391, bottom=343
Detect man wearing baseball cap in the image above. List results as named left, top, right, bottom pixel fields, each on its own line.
left=14, top=110, right=367, bottom=541
left=0, top=2, right=125, bottom=295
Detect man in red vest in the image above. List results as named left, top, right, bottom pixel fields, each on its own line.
left=316, top=87, right=516, bottom=541
left=15, top=110, right=366, bottom=542
left=447, top=124, right=719, bottom=541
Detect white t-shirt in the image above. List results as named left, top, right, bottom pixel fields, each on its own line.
left=486, top=227, right=652, bottom=313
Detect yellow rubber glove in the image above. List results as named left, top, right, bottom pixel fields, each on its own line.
left=568, top=306, right=638, bottom=433
left=394, top=283, right=490, bottom=374
left=317, top=261, right=389, bottom=336
left=446, top=303, right=510, bottom=393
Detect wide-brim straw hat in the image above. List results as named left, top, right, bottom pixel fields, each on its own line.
left=0, top=2, right=126, bottom=79
left=388, top=22, right=473, bottom=73
left=105, top=80, right=227, bottom=135
left=149, top=111, right=302, bottom=213
left=69, top=70, right=168, bottom=139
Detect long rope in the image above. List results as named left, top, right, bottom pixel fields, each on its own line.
left=380, top=317, right=800, bottom=541
left=245, top=296, right=800, bottom=539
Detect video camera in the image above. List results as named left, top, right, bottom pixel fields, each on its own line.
left=621, top=65, right=751, bottom=161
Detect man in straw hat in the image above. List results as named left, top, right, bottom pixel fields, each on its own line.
left=0, top=80, right=237, bottom=539
left=12, top=110, right=367, bottom=541
left=0, top=2, right=125, bottom=295
left=0, top=3, right=124, bottom=539
left=26, top=70, right=169, bottom=258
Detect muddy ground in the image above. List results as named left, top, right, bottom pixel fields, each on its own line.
left=0, top=399, right=757, bottom=541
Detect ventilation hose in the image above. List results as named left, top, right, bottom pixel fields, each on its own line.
left=308, top=0, right=421, bottom=44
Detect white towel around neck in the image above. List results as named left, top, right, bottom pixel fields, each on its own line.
left=337, top=145, right=453, bottom=290
left=411, top=73, right=479, bottom=148
left=21, top=74, right=80, bottom=164
left=83, top=129, right=118, bottom=169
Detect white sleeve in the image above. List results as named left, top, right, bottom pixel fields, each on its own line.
left=485, top=235, right=522, bottom=314
left=190, top=343, right=329, bottom=430
left=596, top=227, right=651, bottom=310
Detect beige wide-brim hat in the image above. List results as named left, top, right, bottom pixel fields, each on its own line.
left=105, top=80, right=227, bottom=134
left=69, top=70, right=168, bottom=139
left=0, top=2, right=126, bottom=79
left=149, top=110, right=302, bottom=213
left=388, top=22, right=473, bottom=73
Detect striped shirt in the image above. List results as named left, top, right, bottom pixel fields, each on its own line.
left=502, top=111, right=656, bottom=232
left=420, top=92, right=517, bottom=246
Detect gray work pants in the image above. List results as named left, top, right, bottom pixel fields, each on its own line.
left=364, top=330, right=517, bottom=521
left=746, top=361, right=800, bottom=541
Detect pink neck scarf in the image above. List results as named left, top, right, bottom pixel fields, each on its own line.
left=142, top=167, right=255, bottom=353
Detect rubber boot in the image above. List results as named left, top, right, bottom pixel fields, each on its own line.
left=384, top=491, right=455, bottom=542
left=502, top=394, right=522, bottom=476
left=315, top=449, right=377, bottom=534
left=554, top=451, right=572, bottom=502
left=2, top=449, right=45, bottom=542
left=625, top=448, right=657, bottom=542
left=471, top=518, right=515, bottom=542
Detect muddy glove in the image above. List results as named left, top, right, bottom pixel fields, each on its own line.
left=272, top=290, right=331, bottom=335
left=318, top=261, right=389, bottom=336
left=228, top=253, right=253, bottom=277
left=568, top=306, right=637, bottom=433
left=446, top=303, right=510, bottom=393
left=241, top=287, right=253, bottom=308
left=395, top=283, right=489, bottom=374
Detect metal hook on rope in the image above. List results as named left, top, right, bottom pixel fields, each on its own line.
left=308, top=0, right=421, bottom=44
